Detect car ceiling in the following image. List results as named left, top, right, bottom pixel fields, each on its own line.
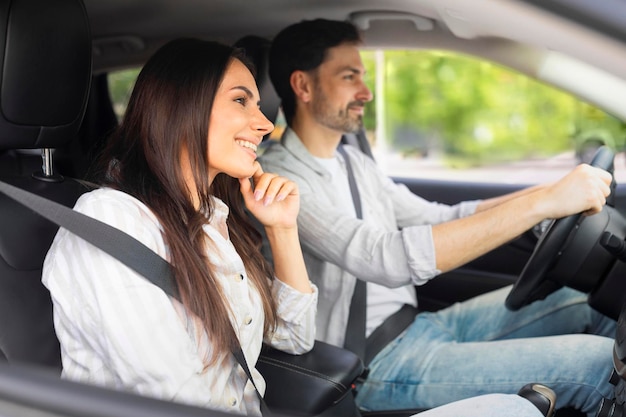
left=83, top=0, right=626, bottom=119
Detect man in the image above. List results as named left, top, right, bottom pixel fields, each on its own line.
left=259, top=18, right=615, bottom=416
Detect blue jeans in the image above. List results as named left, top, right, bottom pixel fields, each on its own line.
left=356, top=286, right=616, bottom=417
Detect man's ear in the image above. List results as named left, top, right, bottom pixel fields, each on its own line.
left=289, top=70, right=313, bottom=103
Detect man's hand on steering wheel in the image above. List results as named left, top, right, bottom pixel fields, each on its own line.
left=505, top=146, right=615, bottom=311
left=540, top=164, right=612, bottom=218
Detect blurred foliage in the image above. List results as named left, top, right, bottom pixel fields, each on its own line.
left=361, top=50, right=626, bottom=167
left=107, top=52, right=626, bottom=168
left=108, top=68, right=141, bottom=120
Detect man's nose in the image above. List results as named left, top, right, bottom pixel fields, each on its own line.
left=357, top=82, right=373, bottom=103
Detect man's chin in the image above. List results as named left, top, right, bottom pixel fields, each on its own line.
left=346, top=122, right=364, bottom=134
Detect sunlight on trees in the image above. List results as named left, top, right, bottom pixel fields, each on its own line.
left=361, top=50, right=625, bottom=168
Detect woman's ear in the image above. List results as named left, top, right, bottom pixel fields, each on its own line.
left=289, top=70, right=313, bottom=103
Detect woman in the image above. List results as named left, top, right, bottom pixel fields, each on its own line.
left=42, top=38, right=316, bottom=415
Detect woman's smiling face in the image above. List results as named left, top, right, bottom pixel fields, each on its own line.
left=206, top=58, right=274, bottom=184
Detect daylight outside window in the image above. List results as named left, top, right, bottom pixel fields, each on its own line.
left=360, top=50, right=626, bottom=184
left=108, top=50, right=626, bottom=184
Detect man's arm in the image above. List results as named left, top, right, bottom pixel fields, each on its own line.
left=432, top=164, right=611, bottom=273
left=474, top=182, right=548, bottom=213
left=296, top=162, right=609, bottom=286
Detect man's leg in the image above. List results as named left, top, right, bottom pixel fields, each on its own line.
left=357, top=286, right=615, bottom=416
left=433, top=286, right=616, bottom=341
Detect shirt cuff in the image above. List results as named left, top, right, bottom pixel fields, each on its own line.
left=271, top=278, right=318, bottom=324
left=402, top=225, right=441, bottom=285
left=458, top=199, right=481, bottom=217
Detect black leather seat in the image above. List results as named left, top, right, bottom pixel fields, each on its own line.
left=0, top=0, right=92, bottom=370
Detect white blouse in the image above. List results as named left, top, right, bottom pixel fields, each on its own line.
left=42, top=188, right=317, bottom=415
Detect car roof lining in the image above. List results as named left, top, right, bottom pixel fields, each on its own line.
left=84, top=0, right=626, bottom=121
left=86, top=0, right=626, bottom=79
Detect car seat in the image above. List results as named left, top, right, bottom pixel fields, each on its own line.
left=0, top=0, right=92, bottom=370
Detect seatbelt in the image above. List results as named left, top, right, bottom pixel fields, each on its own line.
left=0, top=180, right=272, bottom=416
left=341, top=132, right=375, bottom=161
left=336, top=146, right=420, bottom=367
left=364, top=304, right=418, bottom=365
left=336, top=145, right=367, bottom=361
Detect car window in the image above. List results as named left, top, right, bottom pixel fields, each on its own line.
left=109, top=53, right=626, bottom=185
left=108, top=68, right=141, bottom=120
left=359, top=50, right=626, bottom=184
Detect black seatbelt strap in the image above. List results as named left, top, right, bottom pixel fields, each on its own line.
left=364, top=304, right=418, bottom=365
left=231, top=346, right=271, bottom=416
left=0, top=180, right=272, bottom=416
left=335, top=148, right=420, bottom=367
left=0, top=181, right=179, bottom=299
left=336, top=145, right=367, bottom=361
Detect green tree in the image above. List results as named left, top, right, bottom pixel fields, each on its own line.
left=108, top=68, right=141, bottom=120
left=361, top=50, right=622, bottom=167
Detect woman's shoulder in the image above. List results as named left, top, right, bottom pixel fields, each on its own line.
left=73, top=188, right=162, bottom=236
left=75, top=187, right=139, bottom=207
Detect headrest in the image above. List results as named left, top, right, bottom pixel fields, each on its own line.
left=0, top=0, right=91, bottom=150
left=234, top=35, right=281, bottom=125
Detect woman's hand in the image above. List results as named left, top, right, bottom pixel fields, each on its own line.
left=239, top=161, right=300, bottom=229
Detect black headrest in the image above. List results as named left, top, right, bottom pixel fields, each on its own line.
left=0, top=0, right=91, bottom=150
left=234, top=35, right=281, bottom=124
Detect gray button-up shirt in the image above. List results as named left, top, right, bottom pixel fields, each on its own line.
left=259, top=128, right=478, bottom=346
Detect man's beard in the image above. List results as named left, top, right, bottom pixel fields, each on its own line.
left=312, top=90, right=364, bottom=134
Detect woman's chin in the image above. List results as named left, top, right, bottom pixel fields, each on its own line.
left=230, top=169, right=256, bottom=180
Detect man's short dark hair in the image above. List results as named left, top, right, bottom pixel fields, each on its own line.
left=269, top=19, right=362, bottom=126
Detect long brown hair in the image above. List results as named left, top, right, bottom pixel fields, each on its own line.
left=91, top=38, right=277, bottom=361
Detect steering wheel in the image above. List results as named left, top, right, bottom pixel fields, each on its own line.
left=505, top=146, right=616, bottom=311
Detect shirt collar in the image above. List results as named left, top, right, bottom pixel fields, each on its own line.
left=280, top=127, right=336, bottom=179
left=202, top=196, right=229, bottom=226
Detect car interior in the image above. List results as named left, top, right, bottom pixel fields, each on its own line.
left=1, top=0, right=626, bottom=416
